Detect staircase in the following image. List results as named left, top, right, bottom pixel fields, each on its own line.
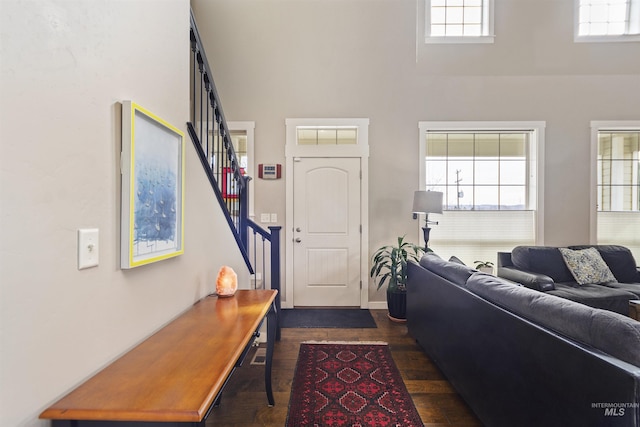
left=188, top=9, right=281, bottom=338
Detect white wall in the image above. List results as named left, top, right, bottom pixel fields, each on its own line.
left=0, top=1, right=249, bottom=426
left=191, top=0, right=640, bottom=302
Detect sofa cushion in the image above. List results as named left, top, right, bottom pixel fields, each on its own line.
left=546, top=283, right=635, bottom=315
left=598, top=281, right=640, bottom=299
left=511, top=246, right=574, bottom=283
left=558, top=247, right=617, bottom=285
left=466, top=272, right=640, bottom=367
left=570, top=245, right=640, bottom=283
left=419, top=253, right=476, bottom=286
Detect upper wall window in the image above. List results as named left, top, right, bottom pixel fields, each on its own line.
left=425, top=0, right=495, bottom=44
left=576, top=0, right=640, bottom=42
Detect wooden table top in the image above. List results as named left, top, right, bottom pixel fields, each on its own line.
left=40, top=289, right=277, bottom=423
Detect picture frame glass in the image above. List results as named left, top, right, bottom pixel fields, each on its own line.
left=121, top=101, right=185, bottom=268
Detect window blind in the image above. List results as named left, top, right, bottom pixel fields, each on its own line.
left=428, top=210, right=536, bottom=266
left=597, top=212, right=640, bottom=261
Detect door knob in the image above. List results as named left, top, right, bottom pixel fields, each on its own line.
left=296, top=227, right=302, bottom=232
left=295, top=238, right=302, bottom=243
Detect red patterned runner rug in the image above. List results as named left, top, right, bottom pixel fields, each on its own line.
left=286, top=341, right=424, bottom=427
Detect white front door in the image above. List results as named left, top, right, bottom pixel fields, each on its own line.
left=292, top=157, right=361, bottom=307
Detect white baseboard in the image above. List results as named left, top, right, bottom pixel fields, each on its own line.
left=367, top=301, right=387, bottom=310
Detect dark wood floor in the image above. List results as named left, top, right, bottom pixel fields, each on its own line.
left=206, top=309, right=483, bottom=427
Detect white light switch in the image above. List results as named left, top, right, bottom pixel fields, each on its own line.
left=78, top=229, right=99, bottom=270
left=260, top=213, right=270, bottom=223
left=270, top=213, right=277, bottom=223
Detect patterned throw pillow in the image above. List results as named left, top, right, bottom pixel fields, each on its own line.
left=558, top=247, right=617, bottom=285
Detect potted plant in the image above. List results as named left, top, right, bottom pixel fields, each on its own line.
left=370, top=236, right=424, bottom=322
left=474, top=260, right=495, bottom=275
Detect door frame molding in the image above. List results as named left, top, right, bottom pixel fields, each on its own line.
left=227, top=121, right=255, bottom=218
left=284, top=118, right=370, bottom=309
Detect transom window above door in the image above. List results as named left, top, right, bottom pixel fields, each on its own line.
left=296, top=127, right=358, bottom=146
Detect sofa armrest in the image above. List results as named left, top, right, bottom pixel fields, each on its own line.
left=497, top=266, right=556, bottom=292
left=497, top=252, right=514, bottom=268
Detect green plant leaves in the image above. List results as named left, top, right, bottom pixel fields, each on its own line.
left=370, top=235, right=424, bottom=292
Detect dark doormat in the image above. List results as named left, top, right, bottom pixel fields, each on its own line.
left=280, top=308, right=377, bottom=328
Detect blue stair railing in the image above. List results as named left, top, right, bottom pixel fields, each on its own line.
left=188, top=9, right=281, bottom=338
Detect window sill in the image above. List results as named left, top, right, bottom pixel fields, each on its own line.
left=424, top=35, right=495, bottom=44
left=574, top=34, right=640, bottom=43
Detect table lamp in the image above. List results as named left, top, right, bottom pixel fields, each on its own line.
left=412, top=190, right=443, bottom=251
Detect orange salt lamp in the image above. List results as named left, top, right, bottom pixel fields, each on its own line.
left=216, top=265, right=238, bottom=297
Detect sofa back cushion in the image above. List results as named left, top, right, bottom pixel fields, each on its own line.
left=466, top=272, right=640, bottom=367
left=511, top=246, right=575, bottom=283
left=569, top=245, right=640, bottom=283
left=419, top=253, right=476, bottom=287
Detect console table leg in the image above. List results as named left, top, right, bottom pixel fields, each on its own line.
left=265, top=302, right=276, bottom=407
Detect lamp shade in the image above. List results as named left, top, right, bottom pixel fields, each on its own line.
left=412, top=191, right=443, bottom=214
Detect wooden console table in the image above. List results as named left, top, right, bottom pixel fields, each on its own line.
left=40, top=289, right=277, bottom=427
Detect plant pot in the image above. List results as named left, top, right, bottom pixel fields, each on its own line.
left=386, top=288, right=407, bottom=322
left=478, top=266, right=494, bottom=275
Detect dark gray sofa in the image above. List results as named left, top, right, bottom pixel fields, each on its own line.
left=407, top=253, right=640, bottom=427
left=498, top=245, right=640, bottom=315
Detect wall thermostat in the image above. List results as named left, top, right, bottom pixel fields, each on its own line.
left=258, top=164, right=281, bottom=179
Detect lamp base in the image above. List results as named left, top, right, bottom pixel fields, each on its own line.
left=422, top=226, right=431, bottom=252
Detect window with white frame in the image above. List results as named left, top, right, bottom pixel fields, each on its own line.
left=576, top=0, right=640, bottom=41
left=296, top=126, right=358, bottom=145
left=419, top=122, right=545, bottom=266
left=425, top=0, right=494, bottom=43
left=592, top=122, right=640, bottom=260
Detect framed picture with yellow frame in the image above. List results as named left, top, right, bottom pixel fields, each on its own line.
left=121, top=101, right=185, bottom=269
